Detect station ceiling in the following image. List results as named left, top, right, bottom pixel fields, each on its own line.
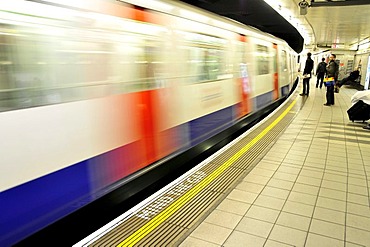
left=180, top=0, right=370, bottom=54
left=296, top=0, right=370, bottom=51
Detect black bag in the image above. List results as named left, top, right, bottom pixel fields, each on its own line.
left=347, top=100, right=370, bottom=122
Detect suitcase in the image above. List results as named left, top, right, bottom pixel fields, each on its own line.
left=347, top=100, right=370, bottom=122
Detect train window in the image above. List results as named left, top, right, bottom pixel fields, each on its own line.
left=111, top=31, right=168, bottom=93
left=0, top=23, right=59, bottom=110
left=273, top=48, right=277, bottom=73
left=290, top=54, right=294, bottom=72
left=0, top=9, right=171, bottom=112
left=256, top=44, right=270, bottom=75
left=235, top=42, right=247, bottom=77
left=281, top=50, right=288, bottom=72
left=179, top=31, right=227, bottom=83
left=0, top=30, right=16, bottom=111
left=120, top=39, right=166, bottom=91
left=117, top=22, right=169, bottom=91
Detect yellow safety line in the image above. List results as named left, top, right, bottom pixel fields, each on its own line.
left=117, top=99, right=297, bottom=247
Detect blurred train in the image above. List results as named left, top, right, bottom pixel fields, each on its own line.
left=0, top=0, right=299, bottom=245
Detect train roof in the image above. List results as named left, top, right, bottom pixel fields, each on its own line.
left=122, top=0, right=299, bottom=53
left=178, top=0, right=304, bottom=53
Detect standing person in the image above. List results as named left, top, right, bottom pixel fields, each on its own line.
left=324, top=54, right=339, bottom=106
left=300, top=52, right=314, bottom=96
left=316, top=58, right=327, bottom=88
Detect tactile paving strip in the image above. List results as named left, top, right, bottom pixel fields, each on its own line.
left=87, top=97, right=299, bottom=247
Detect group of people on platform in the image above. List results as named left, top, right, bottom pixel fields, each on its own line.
left=299, top=53, right=360, bottom=106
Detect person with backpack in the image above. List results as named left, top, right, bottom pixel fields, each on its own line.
left=316, top=58, right=326, bottom=88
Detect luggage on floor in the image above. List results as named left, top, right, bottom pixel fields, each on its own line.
left=347, top=100, right=370, bottom=122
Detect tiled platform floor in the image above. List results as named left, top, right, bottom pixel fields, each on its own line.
left=179, top=82, right=370, bottom=247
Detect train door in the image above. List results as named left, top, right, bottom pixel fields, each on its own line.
left=279, top=49, right=289, bottom=96
left=272, top=44, right=279, bottom=99
left=236, top=35, right=251, bottom=117
left=289, top=53, right=295, bottom=85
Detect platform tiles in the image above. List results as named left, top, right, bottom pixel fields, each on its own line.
left=180, top=85, right=370, bottom=247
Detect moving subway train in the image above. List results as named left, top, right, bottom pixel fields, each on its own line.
left=0, top=0, right=299, bottom=245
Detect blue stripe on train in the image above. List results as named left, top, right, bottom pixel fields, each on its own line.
left=0, top=162, right=90, bottom=247
left=189, top=106, right=236, bottom=147
left=255, top=91, right=273, bottom=110
left=281, top=85, right=290, bottom=97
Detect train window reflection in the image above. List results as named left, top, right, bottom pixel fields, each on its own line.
left=0, top=13, right=170, bottom=112
left=180, top=31, right=228, bottom=83
left=256, top=44, right=270, bottom=75
left=235, top=42, right=246, bottom=77
left=281, top=50, right=288, bottom=72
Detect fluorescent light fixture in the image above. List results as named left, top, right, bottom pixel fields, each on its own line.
left=359, top=38, right=370, bottom=45
left=359, top=42, right=370, bottom=50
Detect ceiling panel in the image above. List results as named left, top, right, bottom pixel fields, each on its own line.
left=293, top=0, right=370, bottom=50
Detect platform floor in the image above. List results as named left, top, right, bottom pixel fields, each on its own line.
left=75, top=80, right=370, bottom=247
left=179, top=83, right=370, bottom=247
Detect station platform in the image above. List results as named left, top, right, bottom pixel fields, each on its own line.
left=74, top=80, right=370, bottom=247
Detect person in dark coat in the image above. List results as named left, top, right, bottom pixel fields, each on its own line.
left=316, top=58, right=327, bottom=88
left=300, top=52, right=314, bottom=96
left=324, top=54, right=339, bottom=106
